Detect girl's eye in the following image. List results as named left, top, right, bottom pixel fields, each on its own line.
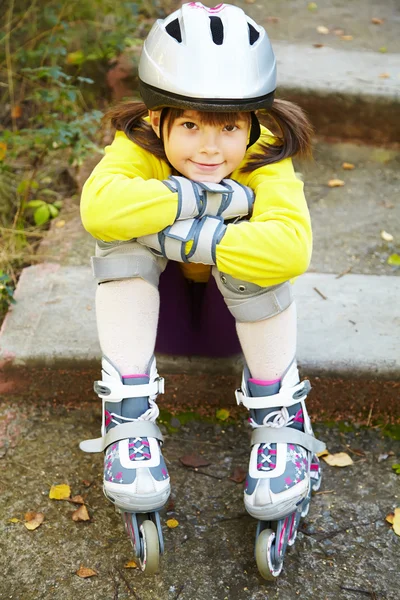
left=183, top=122, right=197, bottom=130
left=224, top=125, right=238, bottom=132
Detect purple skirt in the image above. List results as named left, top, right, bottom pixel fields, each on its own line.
left=155, top=262, right=241, bottom=357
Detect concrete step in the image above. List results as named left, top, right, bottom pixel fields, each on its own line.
left=1, top=264, right=398, bottom=380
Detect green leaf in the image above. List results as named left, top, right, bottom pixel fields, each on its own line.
left=26, top=199, right=45, bottom=208
left=48, top=204, right=59, bottom=218
left=34, top=204, right=51, bottom=225
left=387, top=254, right=400, bottom=266
left=53, top=200, right=63, bottom=209
left=216, top=408, right=230, bottom=421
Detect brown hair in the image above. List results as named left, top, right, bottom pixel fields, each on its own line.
left=104, top=99, right=313, bottom=172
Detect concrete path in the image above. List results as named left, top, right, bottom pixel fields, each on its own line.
left=1, top=396, right=399, bottom=600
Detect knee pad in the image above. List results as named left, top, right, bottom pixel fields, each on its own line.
left=92, top=241, right=166, bottom=287
left=212, top=269, right=293, bottom=323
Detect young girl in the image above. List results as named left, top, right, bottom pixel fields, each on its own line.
left=80, top=2, right=325, bottom=578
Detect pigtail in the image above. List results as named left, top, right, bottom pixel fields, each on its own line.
left=103, top=101, right=168, bottom=161
left=243, top=99, right=313, bottom=172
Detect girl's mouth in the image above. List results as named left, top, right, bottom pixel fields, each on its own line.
left=190, top=160, right=223, bottom=172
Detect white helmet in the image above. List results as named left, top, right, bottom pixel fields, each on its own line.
left=138, top=2, right=277, bottom=112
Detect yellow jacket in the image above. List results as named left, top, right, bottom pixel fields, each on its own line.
left=81, top=126, right=312, bottom=287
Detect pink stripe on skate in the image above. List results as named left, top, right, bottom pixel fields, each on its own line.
left=122, top=374, right=147, bottom=379
left=278, top=516, right=289, bottom=554
left=248, top=378, right=280, bottom=385
left=310, top=464, right=319, bottom=471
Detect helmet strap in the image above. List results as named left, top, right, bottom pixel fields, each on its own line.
left=247, top=112, right=261, bottom=149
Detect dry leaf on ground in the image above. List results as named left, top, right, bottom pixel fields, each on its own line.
left=229, top=467, right=247, bottom=483
left=216, top=408, right=230, bottom=421
left=322, top=452, right=354, bottom=467
left=317, top=26, right=329, bottom=34
left=9, top=517, right=20, bottom=524
left=317, top=448, right=329, bottom=457
left=342, top=162, right=355, bottom=170
left=381, top=230, right=394, bottom=242
left=55, top=220, right=65, bottom=228
left=124, top=560, right=138, bottom=569
left=328, top=179, right=345, bottom=187
left=166, top=519, right=179, bottom=529
left=69, top=495, right=85, bottom=504
left=72, top=505, right=90, bottom=522
left=371, top=18, right=384, bottom=25
left=24, top=512, right=45, bottom=531
left=49, top=484, right=71, bottom=500
left=333, top=29, right=345, bottom=36
left=379, top=73, right=390, bottom=79
left=76, top=567, right=97, bottom=578
left=179, top=454, right=211, bottom=468
left=341, top=35, right=353, bottom=41
left=386, top=508, right=400, bottom=536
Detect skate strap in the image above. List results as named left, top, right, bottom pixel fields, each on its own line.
left=94, top=377, right=164, bottom=401
left=79, top=421, right=164, bottom=453
left=251, top=427, right=326, bottom=454
left=235, top=380, right=310, bottom=409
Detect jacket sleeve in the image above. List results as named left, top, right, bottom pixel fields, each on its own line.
left=215, top=157, right=312, bottom=287
left=80, top=132, right=177, bottom=241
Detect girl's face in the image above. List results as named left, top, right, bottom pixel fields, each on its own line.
left=150, top=110, right=250, bottom=183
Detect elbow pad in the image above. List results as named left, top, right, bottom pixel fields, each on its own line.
left=138, top=216, right=226, bottom=265
left=164, top=176, right=254, bottom=221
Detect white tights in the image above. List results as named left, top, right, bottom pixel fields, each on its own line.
left=95, top=278, right=296, bottom=380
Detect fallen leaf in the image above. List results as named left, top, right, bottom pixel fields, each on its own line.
left=124, top=560, right=138, bottom=569
left=76, top=567, right=97, bottom=578
left=322, top=452, right=354, bottom=467
left=328, top=178, right=345, bottom=187
left=333, top=28, right=345, bottom=36
left=24, top=512, right=44, bottom=531
left=317, top=26, right=329, bottom=34
left=313, top=43, right=324, bottom=48
left=317, top=448, right=329, bottom=457
left=387, top=254, right=400, bottom=267
left=381, top=230, right=393, bottom=242
left=342, top=162, right=355, bottom=170
left=341, top=35, right=354, bottom=41
left=229, top=467, right=247, bottom=483
left=11, top=105, right=22, bottom=119
left=265, top=16, right=279, bottom=24
left=216, top=408, right=230, bottom=421
left=308, top=3, right=318, bottom=11
left=393, top=508, right=400, bottom=536
left=379, top=73, right=390, bottom=79
left=379, top=46, right=387, bottom=53
left=70, top=495, right=85, bottom=504
left=72, top=505, right=90, bottom=522
left=371, top=18, right=384, bottom=25
left=49, top=484, right=71, bottom=500
left=386, top=512, right=394, bottom=524
left=179, top=454, right=211, bottom=468
left=9, top=517, right=20, bottom=524
left=166, top=518, right=179, bottom=529
left=55, top=219, right=65, bottom=228
left=82, top=480, right=92, bottom=487
left=392, top=463, right=400, bottom=474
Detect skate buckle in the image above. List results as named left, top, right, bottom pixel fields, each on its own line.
left=156, top=377, right=165, bottom=395
left=235, top=387, right=244, bottom=406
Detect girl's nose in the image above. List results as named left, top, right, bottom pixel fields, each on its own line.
left=200, top=129, right=219, bottom=153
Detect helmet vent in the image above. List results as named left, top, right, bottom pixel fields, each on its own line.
left=248, top=23, right=260, bottom=45
left=165, top=18, right=182, bottom=43
left=209, top=16, right=224, bottom=45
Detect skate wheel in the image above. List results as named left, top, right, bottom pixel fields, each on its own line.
left=255, top=528, right=283, bottom=580
left=140, top=519, right=160, bottom=575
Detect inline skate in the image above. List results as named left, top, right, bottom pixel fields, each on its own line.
left=80, top=356, right=170, bottom=574
left=235, top=361, right=325, bottom=579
